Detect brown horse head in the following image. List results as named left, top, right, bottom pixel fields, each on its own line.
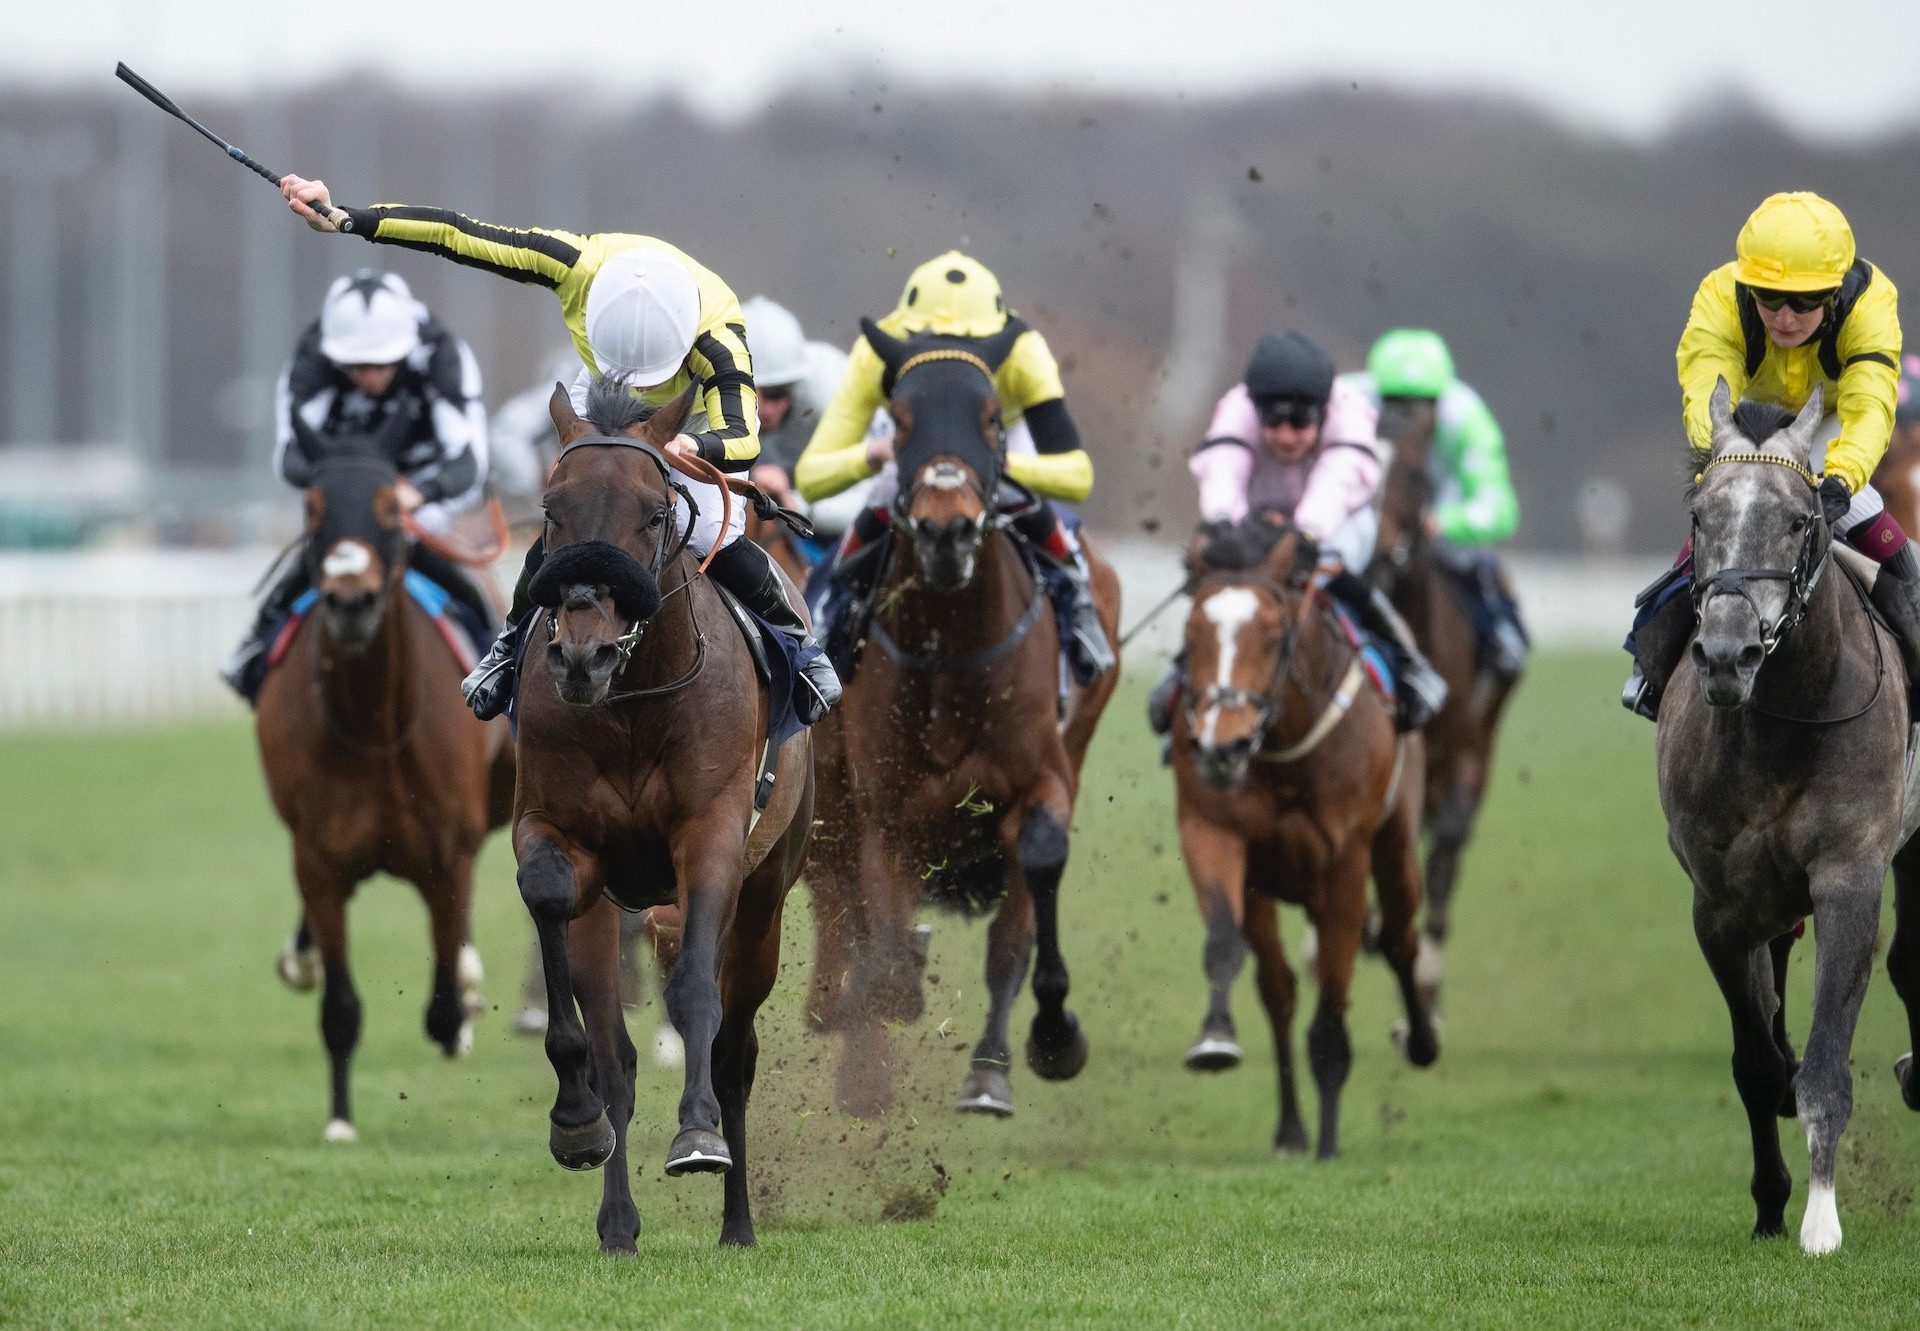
left=1371, top=395, right=1438, bottom=593
left=1181, top=523, right=1314, bottom=789
left=862, top=318, right=1024, bottom=592
left=294, top=410, right=411, bottom=654
left=531, top=378, right=695, bottom=707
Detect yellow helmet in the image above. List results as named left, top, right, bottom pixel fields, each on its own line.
left=893, top=251, right=1008, bottom=337
left=1733, top=192, right=1855, bottom=292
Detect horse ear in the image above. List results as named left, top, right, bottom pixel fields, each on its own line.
left=1707, top=377, right=1740, bottom=455
left=975, top=320, right=1024, bottom=371
left=1786, top=384, right=1825, bottom=460
left=549, top=382, right=592, bottom=444
left=861, top=318, right=909, bottom=376
left=643, top=385, right=698, bottom=447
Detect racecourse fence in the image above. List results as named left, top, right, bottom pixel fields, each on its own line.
left=0, top=542, right=1653, bottom=729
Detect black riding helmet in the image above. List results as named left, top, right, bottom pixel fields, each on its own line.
left=1244, top=331, right=1335, bottom=407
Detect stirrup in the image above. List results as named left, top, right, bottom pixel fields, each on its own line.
left=1621, top=666, right=1659, bottom=722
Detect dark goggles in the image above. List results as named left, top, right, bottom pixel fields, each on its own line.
left=758, top=384, right=793, bottom=404
left=1749, top=286, right=1837, bottom=314
left=1254, top=397, right=1323, bottom=430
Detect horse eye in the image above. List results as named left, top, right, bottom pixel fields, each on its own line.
left=1789, top=516, right=1807, bottom=535
left=647, top=510, right=665, bottom=529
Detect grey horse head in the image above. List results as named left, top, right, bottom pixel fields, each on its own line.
left=1688, top=378, right=1827, bottom=708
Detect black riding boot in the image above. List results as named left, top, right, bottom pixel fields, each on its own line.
left=1870, top=544, right=1920, bottom=707
left=707, top=538, right=843, bottom=724
left=817, top=538, right=889, bottom=679
left=1007, top=501, right=1115, bottom=686
left=220, top=560, right=311, bottom=700
left=462, top=537, right=542, bottom=721
left=1147, top=651, right=1186, bottom=736
left=1329, top=569, right=1448, bottom=732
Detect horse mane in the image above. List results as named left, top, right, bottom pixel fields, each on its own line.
left=1688, top=399, right=1801, bottom=491
left=582, top=373, right=663, bottom=435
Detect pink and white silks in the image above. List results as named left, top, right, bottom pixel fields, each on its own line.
left=1188, top=373, right=1389, bottom=570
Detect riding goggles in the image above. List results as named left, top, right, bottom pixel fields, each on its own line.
left=1749, top=286, right=1838, bottom=314
left=1255, top=397, right=1323, bottom=430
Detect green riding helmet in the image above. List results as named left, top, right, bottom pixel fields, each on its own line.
left=1368, top=329, right=1455, bottom=399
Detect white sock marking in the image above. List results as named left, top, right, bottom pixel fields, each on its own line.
left=1801, top=1180, right=1841, bottom=1255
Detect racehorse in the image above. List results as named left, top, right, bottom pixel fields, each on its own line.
left=804, top=324, right=1121, bottom=1119
left=1172, top=520, right=1438, bottom=1155
left=511, top=377, right=813, bottom=1250
left=1368, top=396, right=1523, bottom=1012
left=1868, top=418, right=1920, bottom=542
left=1659, top=380, right=1920, bottom=1255
left=253, top=413, right=513, bottom=1143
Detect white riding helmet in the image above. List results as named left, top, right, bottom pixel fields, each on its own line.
left=584, top=248, right=701, bottom=386
left=741, top=296, right=807, bottom=389
left=319, top=270, right=422, bottom=366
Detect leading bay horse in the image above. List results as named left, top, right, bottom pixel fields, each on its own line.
left=805, top=325, right=1121, bottom=1119
left=1172, top=520, right=1438, bottom=1155
left=512, top=377, right=813, bottom=1251
left=1367, top=395, right=1523, bottom=1014
left=254, top=414, right=514, bottom=1143
left=1660, top=380, right=1920, bottom=1254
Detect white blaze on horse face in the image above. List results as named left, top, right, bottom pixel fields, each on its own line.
left=1200, top=587, right=1261, bottom=747
left=322, top=540, right=374, bottom=579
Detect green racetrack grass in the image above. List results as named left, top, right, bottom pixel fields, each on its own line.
left=2, top=650, right=1918, bottom=1328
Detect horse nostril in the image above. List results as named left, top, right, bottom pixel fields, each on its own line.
left=1690, top=641, right=1708, bottom=667
left=1738, top=644, right=1764, bottom=670
left=591, top=644, right=618, bottom=672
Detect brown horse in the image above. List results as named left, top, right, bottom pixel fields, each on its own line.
left=1368, top=398, right=1522, bottom=1011
left=1173, top=523, right=1438, bottom=1155
left=804, top=328, right=1121, bottom=1119
left=1869, top=421, right=1920, bottom=542
left=254, top=418, right=513, bottom=1144
left=511, top=378, right=813, bottom=1251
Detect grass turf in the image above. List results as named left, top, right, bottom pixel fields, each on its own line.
left=1, top=651, right=1918, bottom=1328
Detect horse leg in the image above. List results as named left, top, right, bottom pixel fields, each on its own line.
left=1177, top=812, right=1248, bottom=1072
left=1794, top=868, right=1881, bottom=1255
left=836, top=836, right=909, bottom=1119
left=1693, top=904, right=1792, bottom=1240
left=804, top=849, right=860, bottom=1034
left=1021, top=788, right=1088, bottom=1081
left=956, top=883, right=1034, bottom=1117
left=1887, top=835, right=1920, bottom=1110
left=714, top=869, right=786, bottom=1247
left=1307, top=850, right=1368, bottom=1160
left=567, top=898, right=640, bottom=1254
left=633, top=908, right=683, bottom=1068
left=295, top=847, right=361, bottom=1143
left=1373, top=781, right=1440, bottom=1067
left=662, top=826, right=744, bottom=1174
left=517, top=832, right=613, bottom=1170
left=1243, top=895, right=1307, bottom=1153
left=419, top=854, right=477, bottom=1058
left=277, top=913, right=321, bottom=992
left=1769, top=930, right=1800, bottom=1118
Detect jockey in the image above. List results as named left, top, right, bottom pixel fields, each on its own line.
left=276, top=174, right=842, bottom=725
left=1624, top=190, right=1915, bottom=718
left=738, top=295, right=874, bottom=544
left=1146, top=330, right=1449, bottom=735
left=1356, top=328, right=1528, bottom=678
left=220, top=269, right=490, bottom=698
left=793, top=251, right=1116, bottom=685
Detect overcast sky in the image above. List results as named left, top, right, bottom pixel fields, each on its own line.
left=11, top=0, right=1920, bottom=140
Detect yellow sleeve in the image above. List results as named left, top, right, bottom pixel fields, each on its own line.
left=996, top=329, right=1066, bottom=415
left=795, top=337, right=887, bottom=502
left=1006, top=450, right=1093, bottom=502
left=1825, top=267, right=1903, bottom=494
left=1676, top=266, right=1749, bottom=455
left=345, top=205, right=586, bottom=290
left=685, top=320, right=761, bottom=469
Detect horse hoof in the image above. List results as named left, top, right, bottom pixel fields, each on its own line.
left=450, top=1020, right=474, bottom=1058
left=955, top=1064, right=1014, bottom=1117
left=1183, top=1034, right=1243, bottom=1072
left=653, top=1025, right=685, bottom=1069
left=1299, top=925, right=1319, bottom=975
left=323, top=1118, right=357, bottom=1144
left=1274, top=1122, right=1310, bottom=1155
left=1390, top=1018, right=1441, bottom=1068
left=550, top=1111, right=615, bottom=1171
left=277, top=941, right=321, bottom=993
left=1027, top=1012, right=1089, bottom=1081
left=1800, top=1183, right=1842, bottom=1255
left=513, top=1006, right=548, bottom=1036
left=665, top=1127, right=732, bottom=1175
left=1897, top=1054, right=1920, bottom=1111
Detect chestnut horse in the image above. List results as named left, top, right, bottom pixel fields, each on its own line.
left=1368, top=397, right=1523, bottom=1011
left=254, top=417, right=513, bottom=1144
left=512, top=378, right=813, bottom=1251
left=1172, top=523, right=1438, bottom=1156
left=805, top=326, right=1121, bottom=1119
left=1869, top=420, right=1920, bottom=541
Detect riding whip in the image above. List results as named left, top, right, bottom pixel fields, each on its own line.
left=1118, top=580, right=1191, bottom=648
left=113, top=63, right=353, bottom=231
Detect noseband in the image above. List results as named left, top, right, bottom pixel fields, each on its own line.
left=1690, top=451, right=1825, bottom=657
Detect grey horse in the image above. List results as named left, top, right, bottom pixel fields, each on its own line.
left=1658, top=378, right=1920, bottom=1255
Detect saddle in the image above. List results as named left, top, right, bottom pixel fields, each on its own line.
left=257, top=570, right=487, bottom=699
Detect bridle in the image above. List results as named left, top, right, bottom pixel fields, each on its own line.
left=889, top=347, right=1006, bottom=521
left=1184, top=568, right=1352, bottom=763
left=1689, top=451, right=1827, bottom=659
